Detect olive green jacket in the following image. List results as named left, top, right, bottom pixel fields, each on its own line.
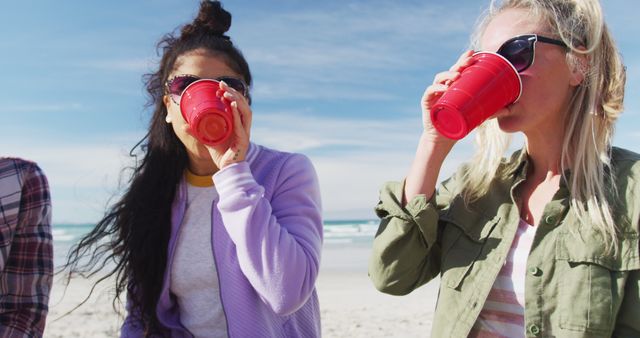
left=369, top=147, right=640, bottom=338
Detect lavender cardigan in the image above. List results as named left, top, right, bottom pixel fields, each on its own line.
left=121, top=143, right=323, bottom=337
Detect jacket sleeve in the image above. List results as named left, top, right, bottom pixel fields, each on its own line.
left=612, top=158, right=640, bottom=337
left=368, top=172, right=458, bottom=296
left=612, top=268, right=640, bottom=336
left=214, top=154, right=322, bottom=316
left=0, top=162, right=53, bottom=338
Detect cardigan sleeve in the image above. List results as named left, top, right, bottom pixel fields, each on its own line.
left=214, top=154, right=322, bottom=316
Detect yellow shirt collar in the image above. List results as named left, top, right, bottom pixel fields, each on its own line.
left=185, top=169, right=214, bottom=187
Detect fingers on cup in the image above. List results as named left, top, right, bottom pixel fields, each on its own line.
left=433, top=71, right=460, bottom=86
left=219, top=81, right=242, bottom=99
left=230, top=102, right=245, bottom=135
left=425, top=83, right=450, bottom=99
left=449, top=50, right=475, bottom=72
left=222, top=87, right=250, bottom=113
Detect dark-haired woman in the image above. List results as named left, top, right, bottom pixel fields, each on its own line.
left=64, top=1, right=322, bottom=337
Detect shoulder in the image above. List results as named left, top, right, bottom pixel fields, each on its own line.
left=610, top=147, right=640, bottom=233
left=610, top=147, right=640, bottom=189
left=611, top=146, right=640, bottom=171
left=611, top=146, right=640, bottom=160
left=0, top=158, right=49, bottom=221
left=248, top=143, right=316, bottom=174
left=443, top=148, right=523, bottom=191
left=0, top=157, right=46, bottom=187
left=1, top=157, right=42, bottom=174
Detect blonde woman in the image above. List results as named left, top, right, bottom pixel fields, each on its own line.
left=369, top=0, right=639, bottom=337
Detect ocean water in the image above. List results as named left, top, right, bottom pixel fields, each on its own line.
left=53, top=219, right=378, bottom=267
left=322, top=220, right=379, bottom=245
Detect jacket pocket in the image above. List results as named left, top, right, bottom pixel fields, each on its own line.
left=556, top=231, right=640, bottom=334
left=439, top=199, right=500, bottom=290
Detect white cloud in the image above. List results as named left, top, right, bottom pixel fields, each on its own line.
left=82, top=58, right=156, bottom=72
left=0, top=103, right=84, bottom=114
left=614, top=106, right=640, bottom=150
left=250, top=111, right=477, bottom=219
left=309, top=141, right=475, bottom=220
left=252, top=112, right=419, bottom=151
left=233, top=2, right=476, bottom=101
left=3, top=111, right=479, bottom=223
left=5, top=136, right=140, bottom=224
left=252, top=82, right=399, bottom=101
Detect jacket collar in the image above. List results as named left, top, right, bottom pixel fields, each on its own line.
left=504, top=147, right=573, bottom=197
left=505, top=148, right=529, bottom=178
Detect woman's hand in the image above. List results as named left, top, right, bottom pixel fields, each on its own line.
left=185, top=80, right=253, bottom=170
left=421, top=49, right=475, bottom=144
left=403, top=50, right=476, bottom=204
left=210, top=80, right=252, bottom=169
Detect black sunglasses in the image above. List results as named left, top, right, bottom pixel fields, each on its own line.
left=165, top=74, right=248, bottom=104
left=497, top=34, right=567, bottom=72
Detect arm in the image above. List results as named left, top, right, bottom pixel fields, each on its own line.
left=404, top=134, right=455, bottom=204
left=0, top=162, right=53, bottom=337
left=368, top=171, right=458, bottom=295
left=214, top=154, right=322, bottom=316
left=369, top=51, right=473, bottom=296
left=368, top=136, right=453, bottom=296
left=404, top=51, right=474, bottom=204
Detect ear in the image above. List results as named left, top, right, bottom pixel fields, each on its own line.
left=162, top=95, right=173, bottom=123
left=569, top=51, right=588, bottom=87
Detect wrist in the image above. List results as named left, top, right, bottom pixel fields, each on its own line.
left=225, top=147, right=246, bottom=167
left=213, top=161, right=253, bottom=193
left=418, top=132, right=456, bottom=156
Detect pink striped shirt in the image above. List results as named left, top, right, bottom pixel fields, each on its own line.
left=469, top=219, right=536, bottom=337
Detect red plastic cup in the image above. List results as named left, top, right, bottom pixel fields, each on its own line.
left=180, top=79, right=233, bottom=145
left=430, top=52, right=522, bottom=140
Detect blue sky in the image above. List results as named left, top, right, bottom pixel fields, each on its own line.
left=2, top=0, right=639, bottom=223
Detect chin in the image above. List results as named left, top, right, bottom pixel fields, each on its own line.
left=496, top=115, right=522, bottom=133
left=196, top=144, right=212, bottom=158
left=184, top=141, right=210, bottom=160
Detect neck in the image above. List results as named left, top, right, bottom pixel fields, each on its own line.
left=521, top=92, right=576, bottom=178
left=523, top=131, right=564, bottom=182
left=187, top=156, right=219, bottom=176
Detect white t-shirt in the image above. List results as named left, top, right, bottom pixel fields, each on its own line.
left=170, top=172, right=228, bottom=338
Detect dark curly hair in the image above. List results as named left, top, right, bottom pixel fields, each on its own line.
left=63, top=1, right=252, bottom=335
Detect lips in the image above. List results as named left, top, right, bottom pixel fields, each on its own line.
left=494, top=105, right=514, bottom=119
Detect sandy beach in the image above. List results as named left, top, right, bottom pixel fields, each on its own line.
left=45, top=242, right=439, bottom=337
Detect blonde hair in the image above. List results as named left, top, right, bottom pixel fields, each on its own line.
left=460, top=0, right=626, bottom=253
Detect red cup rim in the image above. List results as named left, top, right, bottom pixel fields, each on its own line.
left=196, top=113, right=231, bottom=144
left=179, top=78, right=222, bottom=121
left=472, top=51, right=523, bottom=103
left=179, top=78, right=231, bottom=145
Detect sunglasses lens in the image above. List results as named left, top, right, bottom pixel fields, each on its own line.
left=219, top=77, right=247, bottom=95
left=498, top=39, right=533, bottom=72
left=167, top=75, right=247, bottom=103
left=168, top=75, right=199, bottom=102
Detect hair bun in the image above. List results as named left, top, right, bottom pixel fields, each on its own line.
left=181, top=1, right=232, bottom=38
